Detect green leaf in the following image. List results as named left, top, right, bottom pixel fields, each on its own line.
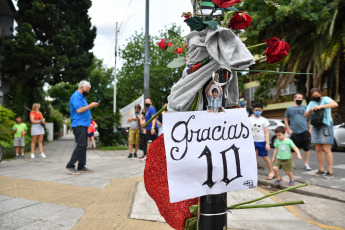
left=167, top=56, right=186, bottom=68
left=168, top=30, right=181, bottom=39
left=185, top=17, right=208, bottom=31
left=189, top=204, right=199, bottom=215
left=166, top=46, right=176, bottom=53
left=203, top=21, right=218, bottom=30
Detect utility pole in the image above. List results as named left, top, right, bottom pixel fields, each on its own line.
left=144, top=0, right=150, bottom=99
left=114, top=22, right=118, bottom=114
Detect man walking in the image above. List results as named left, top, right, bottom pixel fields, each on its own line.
left=66, top=80, right=99, bottom=175
left=284, top=93, right=312, bottom=171
left=127, top=104, right=141, bottom=158
left=140, top=98, right=158, bottom=162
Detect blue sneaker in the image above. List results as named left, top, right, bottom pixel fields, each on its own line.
left=289, top=180, right=295, bottom=186
left=274, top=178, right=282, bottom=186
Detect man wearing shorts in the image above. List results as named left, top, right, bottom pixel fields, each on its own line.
left=127, top=104, right=141, bottom=158
left=141, top=98, right=158, bottom=162
left=284, top=93, right=312, bottom=171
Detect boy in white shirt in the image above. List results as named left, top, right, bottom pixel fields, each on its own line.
left=248, top=103, right=275, bottom=180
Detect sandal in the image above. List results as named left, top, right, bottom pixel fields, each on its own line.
left=266, top=175, right=276, bottom=180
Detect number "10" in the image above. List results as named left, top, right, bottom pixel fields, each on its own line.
left=198, top=144, right=243, bottom=188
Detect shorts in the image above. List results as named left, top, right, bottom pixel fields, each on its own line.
left=311, top=124, right=334, bottom=144
left=290, top=131, right=311, bottom=151
left=274, top=158, right=293, bottom=171
left=128, top=129, right=140, bottom=145
left=254, top=141, right=268, bottom=157
left=14, top=137, right=25, bottom=147
left=146, top=128, right=158, bottom=143
left=88, top=132, right=94, bottom=137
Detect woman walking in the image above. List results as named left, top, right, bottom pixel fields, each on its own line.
left=88, top=116, right=98, bottom=149
left=30, top=103, right=46, bottom=159
left=305, top=88, right=338, bottom=179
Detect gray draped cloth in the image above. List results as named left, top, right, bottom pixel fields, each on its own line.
left=167, top=27, right=255, bottom=112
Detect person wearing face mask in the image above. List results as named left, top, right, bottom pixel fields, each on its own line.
left=66, top=80, right=99, bottom=175
left=127, top=104, right=142, bottom=158
left=140, top=98, right=158, bottom=162
left=238, top=96, right=253, bottom=117
left=248, top=103, right=275, bottom=180
left=13, top=116, right=28, bottom=159
left=284, top=93, right=312, bottom=171
left=305, top=88, right=338, bottom=179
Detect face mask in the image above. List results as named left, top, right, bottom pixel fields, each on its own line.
left=82, top=91, right=89, bottom=97
left=142, top=112, right=145, bottom=115
left=254, top=111, right=262, bottom=117
left=240, top=101, right=246, bottom=107
left=145, top=103, right=150, bottom=108
left=313, top=97, right=321, bottom=102
left=296, top=100, right=302, bottom=105
left=17, top=121, right=22, bottom=124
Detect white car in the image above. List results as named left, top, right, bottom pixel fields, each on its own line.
left=267, top=119, right=290, bottom=146
left=332, top=123, right=345, bottom=151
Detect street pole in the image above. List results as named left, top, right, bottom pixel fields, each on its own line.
left=114, top=22, right=118, bottom=114
left=144, top=0, right=150, bottom=99
left=199, top=193, right=227, bottom=229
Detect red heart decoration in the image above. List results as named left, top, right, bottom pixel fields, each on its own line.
left=144, top=134, right=199, bottom=230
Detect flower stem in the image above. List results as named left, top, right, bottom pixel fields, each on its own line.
left=227, top=183, right=308, bottom=209
left=230, top=200, right=306, bottom=210
left=247, top=42, right=267, bottom=49
left=142, top=104, right=168, bottom=128
left=197, top=0, right=204, bottom=20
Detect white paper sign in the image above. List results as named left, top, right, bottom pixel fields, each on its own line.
left=163, top=108, right=257, bottom=203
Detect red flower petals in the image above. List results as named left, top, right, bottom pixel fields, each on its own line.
left=144, top=134, right=198, bottom=230
left=229, top=11, right=252, bottom=30
left=175, top=47, right=184, bottom=54
left=212, top=0, right=242, bottom=8
left=158, top=38, right=168, bottom=50
left=263, top=37, right=290, bottom=64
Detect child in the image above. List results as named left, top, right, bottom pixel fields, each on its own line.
left=272, top=126, right=302, bottom=186
left=13, top=116, right=28, bottom=159
left=248, top=103, right=275, bottom=180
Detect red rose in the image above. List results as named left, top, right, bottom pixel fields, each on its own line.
left=228, top=11, right=252, bottom=30
left=263, top=37, right=290, bottom=64
left=175, top=47, right=184, bottom=54
left=182, top=12, right=192, bottom=21
left=212, top=0, right=242, bottom=8
left=158, top=39, right=168, bottom=50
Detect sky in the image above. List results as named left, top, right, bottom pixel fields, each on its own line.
left=89, top=0, right=193, bottom=69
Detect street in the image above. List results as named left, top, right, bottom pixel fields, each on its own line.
left=0, top=134, right=344, bottom=229
left=258, top=148, right=345, bottom=192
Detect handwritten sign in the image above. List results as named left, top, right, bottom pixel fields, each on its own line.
left=163, top=108, right=257, bottom=203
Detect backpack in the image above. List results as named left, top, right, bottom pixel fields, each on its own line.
left=309, top=109, right=324, bottom=127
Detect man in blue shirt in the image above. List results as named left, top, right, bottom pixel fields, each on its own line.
left=284, top=93, right=312, bottom=171
left=140, top=98, right=158, bottom=162
left=66, top=80, right=99, bottom=175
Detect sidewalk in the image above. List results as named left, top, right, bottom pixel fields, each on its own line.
left=0, top=134, right=344, bottom=230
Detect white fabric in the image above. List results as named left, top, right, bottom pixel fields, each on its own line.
left=168, top=27, right=255, bottom=112
left=248, top=116, right=270, bottom=142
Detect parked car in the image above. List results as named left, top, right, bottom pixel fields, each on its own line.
left=332, top=123, right=345, bottom=151
left=267, top=119, right=290, bottom=146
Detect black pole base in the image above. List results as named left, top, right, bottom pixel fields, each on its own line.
left=199, top=193, right=227, bottom=230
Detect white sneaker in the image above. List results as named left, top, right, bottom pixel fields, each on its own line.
left=40, top=153, right=47, bottom=158
left=140, top=156, right=146, bottom=162
left=304, top=164, right=312, bottom=171
left=31, top=153, right=35, bottom=159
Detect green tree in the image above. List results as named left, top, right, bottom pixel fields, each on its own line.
left=0, top=0, right=96, bottom=114
left=48, top=82, right=77, bottom=117
left=116, top=25, right=185, bottom=110
left=239, top=0, right=345, bottom=121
